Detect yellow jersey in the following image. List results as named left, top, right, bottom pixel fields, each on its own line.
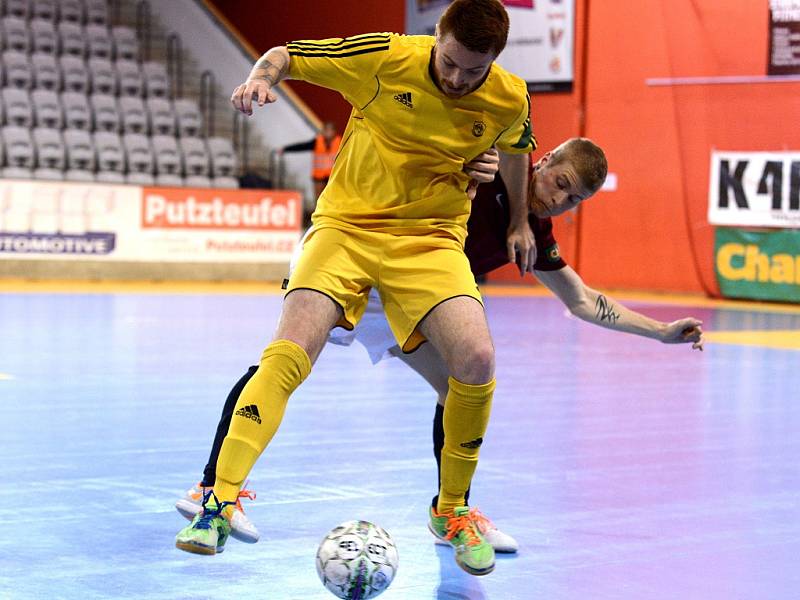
left=287, top=33, right=536, bottom=244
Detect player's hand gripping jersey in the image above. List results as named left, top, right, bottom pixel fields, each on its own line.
left=287, top=33, right=535, bottom=244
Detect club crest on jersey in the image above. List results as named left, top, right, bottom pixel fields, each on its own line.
left=472, top=120, right=486, bottom=137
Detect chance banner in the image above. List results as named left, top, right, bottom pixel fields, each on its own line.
left=708, top=150, right=800, bottom=228
left=405, top=0, right=575, bottom=92
left=715, top=227, right=800, bottom=303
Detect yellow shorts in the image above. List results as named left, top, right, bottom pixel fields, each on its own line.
left=286, top=226, right=482, bottom=353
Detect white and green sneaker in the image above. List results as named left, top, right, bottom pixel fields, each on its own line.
left=175, top=491, right=234, bottom=555
left=428, top=505, right=496, bottom=576
left=175, top=482, right=260, bottom=544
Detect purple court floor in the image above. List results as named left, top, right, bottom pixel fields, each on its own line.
left=1, top=285, right=799, bottom=599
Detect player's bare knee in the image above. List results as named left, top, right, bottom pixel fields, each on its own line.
left=452, top=342, right=495, bottom=384
left=275, top=289, right=342, bottom=362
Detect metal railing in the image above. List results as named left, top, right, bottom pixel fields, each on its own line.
left=199, top=70, right=216, bottom=138
left=166, top=33, right=183, bottom=99
left=135, top=0, right=151, bottom=62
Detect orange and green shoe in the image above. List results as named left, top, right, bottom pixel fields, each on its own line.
left=175, top=491, right=234, bottom=555
left=428, top=505, right=496, bottom=576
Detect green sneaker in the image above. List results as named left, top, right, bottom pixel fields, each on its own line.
left=429, top=505, right=496, bottom=576
left=175, top=491, right=234, bottom=555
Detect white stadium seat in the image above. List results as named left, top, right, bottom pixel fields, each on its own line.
left=115, top=59, right=142, bottom=96
left=1, top=16, right=29, bottom=53
left=123, top=132, right=153, bottom=177
left=180, top=136, right=209, bottom=177
left=58, top=0, right=84, bottom=25
left=32, top=88, right=63, bottom=129
left=60, top=55, right=89, bottom=94
left=90, top=92, right=120, bottom=132
left=207, top=137, right=238, bottom=178
left=58, top=21, right=85, bottom=57
left=85, top=0, right=108, bottom=26
left=32, top=0, right=57, bottom=23
left=88, top=57, right=116, bottom=95
left=2, top=124, right=34, bottom=176
left=32, top=53, right=61, bottom=91
left=94, top=130, right=125, bottom=183
left=1, top=86, right=31, bottom=127
left=86, top=23, right=112, bottom=59
left=2, top=0, right=30, bottom=20
left=142, top=61, right=169, bottom=98
left=119, top=95, right=148, bottom=134
left=174, top=98, right=203, bottom=137
left=61, top=91, right=91, bottom=130
left=30, top=19, right=58, bottom=56
left=33, top=126, right=66, bottom=179
left=111, top=26, right=138, bottom=61
left=2, top=50, right=31, bottom=89
left=63, top=127, right=95, bottom=179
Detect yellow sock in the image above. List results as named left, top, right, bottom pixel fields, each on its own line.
left=215, top=340, right=311, bottom=504
left=437, top=376, right=495, bottom=514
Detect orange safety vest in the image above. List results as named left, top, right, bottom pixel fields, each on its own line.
left=312, top=134, right=341, bottom=180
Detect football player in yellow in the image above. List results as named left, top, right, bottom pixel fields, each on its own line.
left=176, top=0, right=535, bottom=576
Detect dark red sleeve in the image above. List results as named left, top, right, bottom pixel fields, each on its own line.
left=465, top=176, right=567, bottom=276
left=529, top=217, right=567, bottom=272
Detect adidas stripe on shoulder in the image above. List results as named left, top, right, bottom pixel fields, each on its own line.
left=287, top=33, right=390, bottom=59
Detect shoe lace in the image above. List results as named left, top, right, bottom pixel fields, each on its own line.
left=194, top=490, right=236, bottom=530
left=468, top=507, right=497, bottom=534
left=444, top=514, right=483, bottom=547
left=234, top=480, right=256, bottom=513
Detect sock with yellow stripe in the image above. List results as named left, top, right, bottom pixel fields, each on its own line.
left=437, top=376, right=495, bottom=514
left=214, top=340, right=311, bottom=504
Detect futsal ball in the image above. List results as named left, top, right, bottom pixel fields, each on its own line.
left=316, top=520, right=399, bottom=599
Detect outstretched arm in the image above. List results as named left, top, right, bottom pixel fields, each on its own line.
left=499, top=152, right=535, bottom=275
left=231, top=46, right=292, bottom=115
left=535, top=266, right=704, bottom=350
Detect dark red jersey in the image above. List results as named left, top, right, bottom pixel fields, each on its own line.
left=465, top=175, right=567, bottom=277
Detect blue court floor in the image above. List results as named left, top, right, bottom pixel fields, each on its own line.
left=1, top=284, right=799, bottom=599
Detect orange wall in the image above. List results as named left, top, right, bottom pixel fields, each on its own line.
left=215, top=0, right=800, bottom=294
left=576, top=0, right=798, bottom=294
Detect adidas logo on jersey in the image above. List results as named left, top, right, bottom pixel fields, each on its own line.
left=393, top=92, right=413, bottom=108
left=235, top=404, right=262, bottom=425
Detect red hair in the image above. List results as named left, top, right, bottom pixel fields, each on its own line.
left=438, top=0, right=510, bottom=56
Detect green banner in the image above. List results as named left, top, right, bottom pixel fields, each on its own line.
left=715, top=228, right=800, bottom=303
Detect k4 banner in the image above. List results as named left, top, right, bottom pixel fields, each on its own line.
left=708, top=150, right=800, bottom=228
left=405, top=0, right=574, bottom=92
left=0, top=180, right=302, bottom=263
left=715, top=228, right=800, bottom=303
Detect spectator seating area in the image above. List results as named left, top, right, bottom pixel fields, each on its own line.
left=0, top=0, right=239, bottom=188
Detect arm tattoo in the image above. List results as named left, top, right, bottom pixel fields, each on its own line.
left=595, top=295, right=621, bottom=324
left=252, top=54, right=287, bottom=86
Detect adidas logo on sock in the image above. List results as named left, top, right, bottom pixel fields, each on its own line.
left=235, top=404, right=262, bottom=425
left=393, top=91, right=413, bottom=108
left=460, top=437, right=483, bottom=449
